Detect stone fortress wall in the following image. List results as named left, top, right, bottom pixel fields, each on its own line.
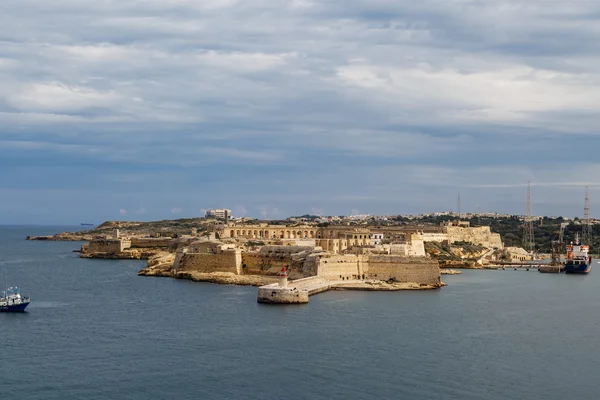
left=316, top=254, right=367, bottom=280
left=176, top=252, right=242, bottom=274
left=83, top=236, right=171, bottom=256
left=242, top=246, right=317, bottom=278
left=367, top=256, right=440, bottom=285
left=85, top=239, right=131, bottom=254
left=399, top=227, right=502, bottom=249
left=221, top=224, right=318, bottom=240
left=173, top=240, right=241, bottom=274
left=172, top=241, right=441, bottom=286
left=130, top=238, right=172, bottom=248
left=418, top=233, right=449, bottom=243
left=220, top=222, right=502, bottom=251
left=444, top=226, right=503, bottom=249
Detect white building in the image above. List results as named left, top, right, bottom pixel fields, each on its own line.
left=205, top=209, right=232, bottom=220
left=371, top=233, right=384, bottom=245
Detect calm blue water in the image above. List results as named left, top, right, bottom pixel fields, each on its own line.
left=1, top=225, right=599, bottom=399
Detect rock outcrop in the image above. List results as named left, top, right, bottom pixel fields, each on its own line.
left=80, top=248, right=164, bottom=260
left=138, top=252, right=176, bottom=276
left=425, top=242, right=489, bottom=268
left=27, top=233, right=106, bottom=241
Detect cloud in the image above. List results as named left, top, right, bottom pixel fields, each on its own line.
left=171, top=207, right=183, bottom=214
left=119, top=209, right=127, bottom=216
left=310, top=207, right=323, bottom=216
left=258, top=206, right=281, bottom=220
left=234, top=205, right=247, bottom=217
left=2, top=0, right=600, bottom=223
left=7, top=82, right=123, bottom=113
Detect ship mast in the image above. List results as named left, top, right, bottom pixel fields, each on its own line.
left=522, top=181, right=535, bottom=255
left=582, top=186, right=592, bottom=246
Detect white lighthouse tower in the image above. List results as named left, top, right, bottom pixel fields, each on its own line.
left=278, top=267, right=288, bottom=288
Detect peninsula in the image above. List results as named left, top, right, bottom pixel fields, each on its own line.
left=29, top=211, right=592, bottom=303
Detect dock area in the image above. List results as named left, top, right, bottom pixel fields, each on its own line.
left=257, top=276, right=438, bottom=304
left=258, top=277, right=350, bottom=304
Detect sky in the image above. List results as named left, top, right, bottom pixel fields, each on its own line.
left=1, top=0, right=600, bottom=224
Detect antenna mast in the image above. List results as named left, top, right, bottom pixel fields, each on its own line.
left=523, top=181, right=535, bottom=254
left=583, top=186, right=592, bottom=245
left=457, top=192, right=461, bottom=221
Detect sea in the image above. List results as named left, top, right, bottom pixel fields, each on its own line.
left=1, top=225, right=599, bottom=400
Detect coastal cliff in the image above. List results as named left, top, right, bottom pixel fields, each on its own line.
left=26, top=218, right=211, bottom=241
left=27, top=232, right=104, bottom=241
left=425, top=242, right=490, bottom=268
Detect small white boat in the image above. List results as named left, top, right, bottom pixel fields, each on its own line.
left=0, top=287, right=30, bottom=312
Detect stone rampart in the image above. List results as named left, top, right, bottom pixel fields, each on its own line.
left=444, top=226, right=503, bottom=249
left=316, top=254, right=367, bottom=280
left=169, top=243, right=440, bottom=287
left=176, top=250, right=242, bottom=274
left=130, top=238, right=171, bottom=248
left=419, top=233, right=449, bottom=243
left=86, top=239, right=131, bottom=254
left=408, top=236, right=426, bottom=256
left=367, top=256, right=440, bottom=285
left=242, top=246, right=316, bottom=278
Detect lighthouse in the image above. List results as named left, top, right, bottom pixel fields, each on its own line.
left=278, top=267, right=288, bottom=288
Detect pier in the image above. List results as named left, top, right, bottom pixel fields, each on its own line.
left=488, top=261, right=549, bottom=270
left=257, top=276, right=357, bottom=304
left=257, top=275, right=437, bottom=304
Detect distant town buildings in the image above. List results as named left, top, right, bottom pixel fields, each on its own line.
left=205, top=209, right=232, bottom=220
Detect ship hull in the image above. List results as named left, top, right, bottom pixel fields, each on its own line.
left=564, top=264, right=592, bottom=274
left=0, top=302, right=29, bottom=312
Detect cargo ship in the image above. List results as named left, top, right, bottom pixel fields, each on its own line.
left=564, top=235, right=592, bottom=274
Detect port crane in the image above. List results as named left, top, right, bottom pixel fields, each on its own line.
left=550, top=223, right=567, bottom=266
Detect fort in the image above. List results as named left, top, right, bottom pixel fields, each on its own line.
left=155, top=239, right=442, bottom=304
left=76, top=220, right=504, bottom=304
left=218, top=221, right=502, bottom=249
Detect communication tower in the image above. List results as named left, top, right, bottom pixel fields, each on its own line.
left=582, top=186, right=592, bottom=245
left=522, top=181, right=535, bottom=254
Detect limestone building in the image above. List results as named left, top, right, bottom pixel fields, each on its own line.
left=205, top=209, right=232, bottom=220
left=222, top=223, right=318, bottom=240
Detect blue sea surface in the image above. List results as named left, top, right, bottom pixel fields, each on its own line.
left=1, top=225, right=599, bottom=399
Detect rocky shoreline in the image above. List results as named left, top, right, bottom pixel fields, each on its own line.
left=138, top=268, right=443, bottom=290
left=80, top=248, right=163, bottom=260
left=331, top=281, right=445, bottom=291
left=26, top=233, right=99, bottom=241
left=440, top=269, right=462, bottom=275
